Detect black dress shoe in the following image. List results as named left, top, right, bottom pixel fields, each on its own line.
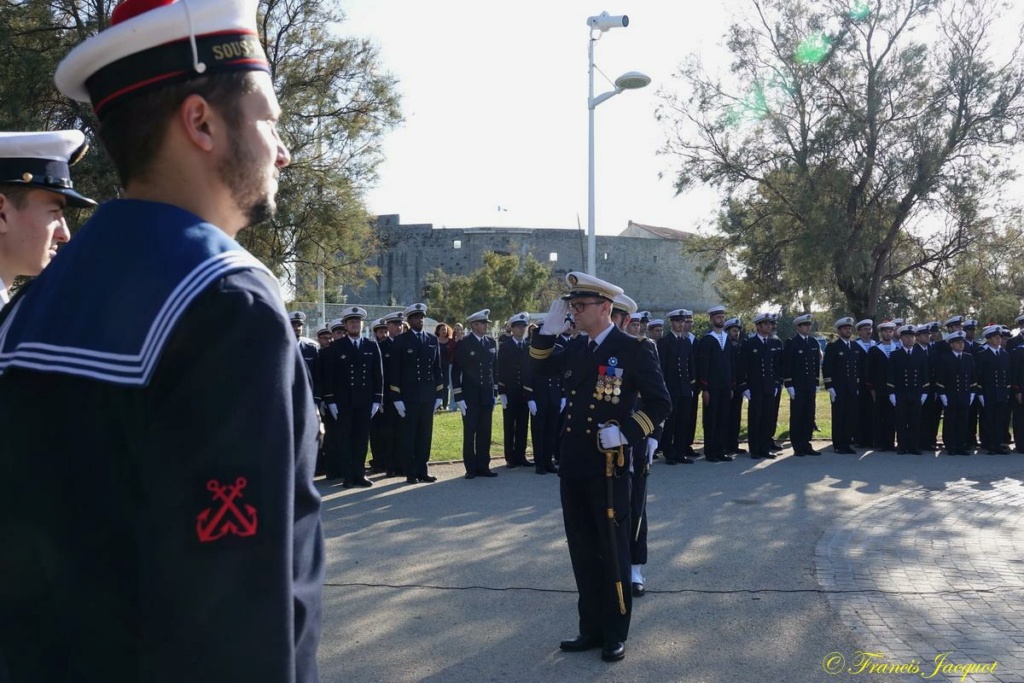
left=384, top=470, right=398, bottom=478
left=480, top=471, right=498, bottom=477
left=734, top=448, right=748, bottom=455
left=631, top=582, right=645, bottom=597
left=770, top=441, right=783, bottom=451
left=705, top=455, right=720, bottom=462
left=601, top=641, right=625, bottom=662
left=750, top=453, right=762, bottom=459
left=792, top=452, right=806, bottom=457
left=559, top=635, right=602, bottom=652
left=545, top=464, right=558, bottom=473
left=663, top=458, right=679, bottom=465
left=681, top=456, right=695, bottom=464
left=521, top=459, right=535, bottom=467
left=353, top=477, right=373, bottom=488
left=762, top=452, right=778, bottom=459
left=417, top=475, right=438, bottom=483
left=506, top=462, right=520, bottom=469
left=405, top=477, right=418, bottom=484
left=465, top=473, right=476, bottom=479
left=719, top=454, right=735, bottom=462
left=806, top=448, right=821, bottom=455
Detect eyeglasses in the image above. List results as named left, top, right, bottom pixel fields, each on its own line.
left=568, top=300, right=604, bottom=313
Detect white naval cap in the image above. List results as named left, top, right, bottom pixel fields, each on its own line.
left=706, top=305, right=726, bottom=316
left=638, top=310, right=651, bottom=321
left=466, top=309, right=491, bottom=324
left=371, top=318, right=387, bottom=331
left=897, top=325, right=916, bottom=336
left=329, top=318, right=345, bottom=331
left=384, top=312, right=404, bottom=324
left=288, top=311, right=306, bottom=323
left=340, top=306, right=367, bottom=321
left=402, top=303, right=427, bottom=318
left=667, top=308, right=692, bottom=320
left=316, top=325, right=330, bottom=336
left=724, top=317, right=741, bottom=330
left=0, top=130, right=96, bottom=208
left=1015, top=313, right=1024, bottom=324
left=877, top=320, right=897, bottom=330
left=55, top=0, right=271, bottom=119
left=915, top=324, right=933, bottom=335
left=647, top=318, right=664, bottom=328
left=944, top=330, right=966, bottom=341
left=508, top=311, right=530, bottom=326
left=983, top=324, right=1002, bottom=338
left=945, top=315, right=965, bottom=327
left=752, top=312, right=773, bottom=325
left=612, top=293, right=638, bottom=315
left=834, top=316, right=855, bottom=329
left=629, top=312, right=643, bottom=323
left=855, top=319, right=873, bottom=330
left=793, top=313, right=813, bottom=325
left=962, top=319, right=978, bottom=330
left=560, top=271, right=624, bottom=302
left=893, top=318, right=905, bottom=326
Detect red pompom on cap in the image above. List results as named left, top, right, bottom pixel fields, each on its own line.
left=111, top=0, right=177, bottom=25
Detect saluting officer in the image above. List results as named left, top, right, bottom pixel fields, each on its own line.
left=852, top=319, right=876, bottom=447
left=453, top=309, right=499, bottom=478
left=322, top=306, right=383, bottom=487
left=737, top=312, right=782, bottom=459
left=887, top=325, right=930, bottom=454
left=656, top=309, right=697, bottom=464
left=530, top=272, right=670, bottom=663
left=783, top=314, right=822, bottom=456
left=936, top=330, right=977, bottom=455
left=822, top=317, right=863, bottom=454
left=976, top=324, right=1011, bottom=454
left=389, top=303, right=443, bottom=484
left=498, top=312, right=532, bottom=468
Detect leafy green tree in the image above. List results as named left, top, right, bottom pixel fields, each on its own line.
left=424, top=252, right=561, bottom=326
left=0, top=0, right=400, bottom=295
left=660, top=0, right=1024, bottom=321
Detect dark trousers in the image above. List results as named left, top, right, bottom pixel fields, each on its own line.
left=789, top=388, right=815, bottom=452
left=831, top=391, right=857, bottom=449
left=662, top=394, right=692, bottom=462
left=530, top=398, right=560, bottom=470
left=768, top=388, right=782, bottom=445
left=968, top=397, right=981, bottom=445
left=747, top=391, right=773, bottom=456
left=629, top=449, right=648, bottom=566
left=943, top=398, right=970, bottom=453
left=980, top=400, right=1009, bottom=451
left=895, top=397, right=922, bottom=452
left=370, top=401, right=400, bottom=474
left=872, top=391, right=895, bottom=449
left=560, top=474, right=633, bottom=644
left=463, top=399, right=494, bottom=475
left=323, top=414, right=343, bottom=479
left=855, top=389, right=874, bottom=446
left=725, top=392, right=743, bottom=452
left=337, top=403, right=373, bottom=482
left=1013, top=398, right=1024, bottom=452
left=920, top=396, right=941, bottom=449
left=502, top=396, right=530, bottom=464
left=686, top=393, right=698, bottom=453
left=400, top=400, right=434, bottom=479
left=701, top=389, right=730, bottom=458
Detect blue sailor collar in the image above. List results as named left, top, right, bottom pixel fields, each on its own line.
left=0, top=199, right=273, bottom=386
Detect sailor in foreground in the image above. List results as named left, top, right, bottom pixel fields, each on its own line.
left=530, top=272, right=670, bottom=663
left=0, top=130, right=95, bottom=308
left=0, top=1, right=324, bottom=680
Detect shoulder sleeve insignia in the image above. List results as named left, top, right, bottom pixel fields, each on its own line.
left=196, top=477, right=258, bottom=543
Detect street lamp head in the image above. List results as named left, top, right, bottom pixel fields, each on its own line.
left=587, top=12, right=628, bottom=32
left=614, top=71, right=651, bottom=90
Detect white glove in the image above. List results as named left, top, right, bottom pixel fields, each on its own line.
left=499, top=394, right=508, bottom=409
left=559, top=398, right=567, bottom=413
left=598, top=423, right=629, bottom=449
left=828, top=388, right=837, bottom=403
left=969, top=393, right=976, bottom=405
left=774, top=387, right=779, bottom=397
left=646, top=438, right=658, bottom=465
left=456, top=400, right=467, bottom=416
left=920, top=393, right=928, bottom=405
left=940, top=395, right=948, bottom=407
left=979, top=395, right=986, bottom=407
left=370, top=402, right=380, bottom=418
left=743, top=389, right=751, bottom=401
left=539, top=298, right=571, bottom=337
left=434, top=398, right=442, bottom=412
left=528, top=400, right=537, bottom=415
left=394, top=400, right=407, bottom=418
left=786, top=387, right=796, bottom=400
left=889, top=394, right=896, bottom=407
left=328, top=403, right=338, bottom=420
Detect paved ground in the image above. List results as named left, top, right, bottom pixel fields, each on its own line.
left=315, top=446, right=1024, bottom=683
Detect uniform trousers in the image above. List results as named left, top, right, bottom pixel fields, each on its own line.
left=400, top=400, right=434, bottom=479
left=662, top=395, right=691, bottom=462
left=530, top=395, right=560, bottom=471
left=746, top=391, right=773, bottom=457
left=895, top=397, right=922, bottom=452
left=980, top=400, right=1009, bottom=451
left=768, top=388, right=782, bottom=446
left=462, top=399, right=494, bottom=475
left=831, top=392, right=857, bottom=450
left=370, top=401, right=400, bottom=474
left=725, top=391, right=743, bottom=452
left=855, top=390, right=874, bottom=446
left=872, top=392, right=896, bottom=449
left=323, top=416, right=343, bottom=479
left=560, top=471, right=633, bottom=644
left=789, top=389, right=816, bottom=452
left=920, top=396, right=941, bottom=449
left=701, top=390, right=730, bottom=458
left=502, top=396, right=530, bottom=465
left=686, top=396, right=698, bottom=454
left=338, top=403, right=373, bottom=482
left=1011, top=398, right=1024, bottom=452
left=943, top=399, right=970, bottom=453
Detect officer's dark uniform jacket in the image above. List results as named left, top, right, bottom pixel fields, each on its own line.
left=497, top=336, right=529, bottom=400
left=936, top=350, right=978, bottom=404
left=452, top=333, right=498, bottom=405
left=322, top=335, right=384, bottom=407
left=297, top=336, right=318, bottom=383
left=822, top=339, right=862, bottom=396
left=388, top=329, right=443, bottom=404
left=976, top=345, right=1011, bottom=402
left=0, top=200, right=324, bottom=682
left=656, top=331, right=695, bottom=398
left=530, top=326, right=671, bottom=477
left=886, top=345, right=930, bottom=396
left=736, top=334, right=782, bottom=396
left=783, top=334, right=821, bottom=391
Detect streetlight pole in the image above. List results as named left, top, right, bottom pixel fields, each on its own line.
left=586, top=12, right=650, bottom=276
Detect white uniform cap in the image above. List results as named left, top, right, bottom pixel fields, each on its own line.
left=341, top=306, right=367, bottom=321
left=560, top=271, right=623, bottom=302
left=647, top=319, right=664, bottom=328
left=944, top=330, right=966, bottom=341
left=793, top=314, right=813, bottom=325
left=706, top=305, right=726, bottom=316
left=724, top=317, right=741, bottom=330
left=983, top=324, right=1001, bottom=338
left=612, top=293, right=638, bottom=315
left=897, top=325, right=916, bottom=336
left=0, top=130, right=95, bottom=207
left=508, top=312, right=530, bottom=326
left=855, top=319, right=873, bottom=329
left=945, top=315, right=965, bottom=327
left=467, top=309, right=491, bottom=324
left=329, top=318, right=345, bottom=331
left=403, top=303, right=427, bottom=317
left=834, top=317, right=855, bottom=329
left=752, top=312, right=772, bottom=324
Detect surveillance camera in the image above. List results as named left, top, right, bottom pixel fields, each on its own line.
left=587, top=12, right=628, bottom=32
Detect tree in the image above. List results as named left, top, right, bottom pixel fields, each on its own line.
left=0, top=0, right=400, bottom=295
left=659, top=0, right=1024, bottom=320
left=424, top=252, right=561, bottom=326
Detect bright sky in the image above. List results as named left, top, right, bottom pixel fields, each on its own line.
left=341, top=1, right=740, bottom=235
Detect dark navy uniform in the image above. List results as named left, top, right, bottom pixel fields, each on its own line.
left=936, top=348, right=977, bottom=454
left=323, top=331, right=384, bottom=484
left=526, top=334, right=566, bottom=474
left=783, top=333, right=821, bottom=454
left=920, top=342, right=944, bottom=449
left=1011, top=345, right=1024, bottom=452
left=388, top=327, right=443, bottom=481
left=822, top=337, right=862, bottom=452
left=298, top=336, right=319, bottom=383
left=0, top=200, right=323, bottom=682
left=655, top=330, right=695, bottom=464
left=371, top=333, right=401, bottom=475
left=695, top=331, right=734, bottom=461
left=452, top=332, right=498, bottom=476
left=853, top=336, right=875, bottom=446
left=976, top=344, right=1011, bottom=453
left=498, top=336, right=532, bottom=467
left=531, top=324, right=670, bottom=647
left=724, top=332, right=744, bottom=454
left=866, top=340, right=898, bottom=449
left=886, top=344, right=930, bottom=454
left=736, top=333, right=782, bottom=458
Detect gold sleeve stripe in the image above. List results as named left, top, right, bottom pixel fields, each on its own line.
left=530, top=347, right=553, bottom=360
left=632, top=411, right=654, bottom=435
left=436, top=385, right=444, bottom=391
left=389, top=385, right=401, bottom=392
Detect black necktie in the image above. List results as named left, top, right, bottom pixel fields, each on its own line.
left=589, top=340, right=598, bottom=355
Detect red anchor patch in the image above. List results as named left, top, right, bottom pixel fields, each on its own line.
left=196, top=477, right=258, bottom=543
